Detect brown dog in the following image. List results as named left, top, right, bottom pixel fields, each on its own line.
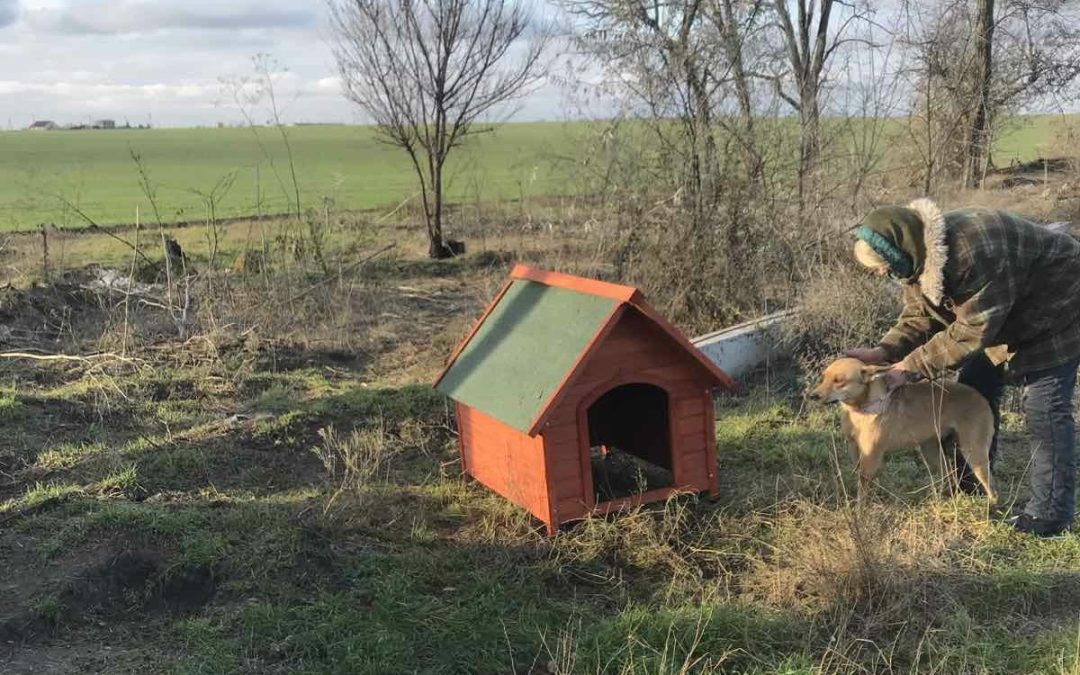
left=809, top=357, right=997, bottom=503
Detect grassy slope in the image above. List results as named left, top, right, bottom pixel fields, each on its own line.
left=3, top=364, right=1080, bottom=674
left=0, top=248, right=1077, bottom=673
left=0, top=123, right=582, bottom=231
left=0, top=114, right=1072, bottom=233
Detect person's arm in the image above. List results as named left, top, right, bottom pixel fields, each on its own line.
left=877, top=284, right=944, bottom=361
left=900, top=263, right=1014, bottom=378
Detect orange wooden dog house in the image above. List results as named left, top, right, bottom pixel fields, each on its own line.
left=435, top=265, right=736, bottom=534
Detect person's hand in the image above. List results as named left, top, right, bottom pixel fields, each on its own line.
left=881, top=363, right=915, bottom=391
left=844, top=346, right=889, bottom=365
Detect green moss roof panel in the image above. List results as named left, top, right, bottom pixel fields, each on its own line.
left=436, top=280, right=618, bottom=432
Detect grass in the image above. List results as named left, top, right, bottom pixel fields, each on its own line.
left=995, top=114, right=1080, bottom=165
left=3, top=347, right=1079, bottom=673
left=1, top=185, right=1080, bottom=673
left=0, top=122, right=584, bottom=231
left=0, top=115, right=1071, bottom=234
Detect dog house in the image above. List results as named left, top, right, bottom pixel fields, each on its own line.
left=434, top=265, right=736, bottom=535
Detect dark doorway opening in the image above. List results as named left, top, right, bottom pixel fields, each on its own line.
left=587, top=383, right=674, bottom=502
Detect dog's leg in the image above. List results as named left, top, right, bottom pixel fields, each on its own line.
left=955, top=426, right=998, bottom=505
left=940, top=432, right=963, bottom=496
left=918, top=440, right=948, bottom=498
left=846, top=437, right=864, bottom=505
left=846, top=435, right=860, bottom=467
left=856, top=448, right=882, bottom=504
left=968, top=461, right=998, bottom=505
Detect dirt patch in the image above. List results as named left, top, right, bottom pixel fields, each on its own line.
left=56, top=550, right=161, bottom=615
left=174, top=436, right=326, bottom=495
left=993, top=157, right=1071, bottom=176
left=252, top=343, right=370, bottom=373
left=0, top=540, right=215, bottom=655
left=0, top=636, right=154, bottom=675
left=0, top=279, right=111, bottom=352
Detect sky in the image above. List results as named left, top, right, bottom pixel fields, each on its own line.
left=0, top=0, right=572, bottom=128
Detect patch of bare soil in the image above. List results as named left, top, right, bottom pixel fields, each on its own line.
left=0, top=637, right=157, bottom=675
left=0, top=534, right=214, bottom=665
left=364, top=271, right=497, bottom=384
left=0, top=268, right=156, bottom=351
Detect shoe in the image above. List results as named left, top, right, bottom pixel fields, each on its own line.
left=1006, top=513, right=1071, bottom=538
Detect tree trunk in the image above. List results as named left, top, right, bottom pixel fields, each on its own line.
left=428, top=156, right=449, bottom=259
left=796, top=80, right=820, bottom=220
left=965, top=0, right=995, bottom=188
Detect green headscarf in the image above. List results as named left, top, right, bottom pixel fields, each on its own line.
left=853, top=206, right=927, bottom=282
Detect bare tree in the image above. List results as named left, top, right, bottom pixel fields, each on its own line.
left=897, top=0, right=976, bottom=192
left=329, top=0, right=550, bottom=258
left=770, top=0, right=834, bottom=171
left=899, top=0, right=1080, bottom=190
left=715, top=0, right=768, bottom=181
left=565, top=0, right=769, bottom=206
left=765, top=0, right=873, bottom=216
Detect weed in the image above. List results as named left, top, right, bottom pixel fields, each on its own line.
left=784, top=261, right=902, bottom=380
left=35, top=441, right=109, bottom=471
left=94, top=464, right=142, bottom=499
left=2, top=481, right=84, bottom=515
left=0, top=386, right=25, bottom=424
left=312, top=421, right=398, bottom=494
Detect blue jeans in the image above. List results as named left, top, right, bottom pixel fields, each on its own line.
left=959, top=354, right=1079, bottom=525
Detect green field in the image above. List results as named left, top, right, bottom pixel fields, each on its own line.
left=0, top=115, right=1072, bottom=233
left=0, top=123, right=583, bottom=231
left=995, top=114, right=1079, bottom=163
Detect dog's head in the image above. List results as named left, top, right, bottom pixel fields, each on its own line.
left=808, top=358, right=884, bottom=404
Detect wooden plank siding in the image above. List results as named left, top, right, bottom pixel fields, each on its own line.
left=457, top=404, right=551, bottom=523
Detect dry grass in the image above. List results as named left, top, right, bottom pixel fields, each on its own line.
left=784, top=261, right=902, bottom=378
left=743, top=501, right=989, bottom=612
left=312, top=421, right=399, bottom=493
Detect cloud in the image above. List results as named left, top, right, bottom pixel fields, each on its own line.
left=23, top=1, right=315, bottom=35
left=315, top=76, right=341, bottom=94
left=0, top=73, right=360, bottom=124
left=0, top=1, right=567, bottom=127
left=0, top=0, right=17, bottom=28
left=0, top=79, right=216, bottom=101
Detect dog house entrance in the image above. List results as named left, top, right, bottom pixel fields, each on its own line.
left=587, top=383, right=674, bottom=502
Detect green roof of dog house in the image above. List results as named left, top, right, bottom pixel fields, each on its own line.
left=434, top=266, right=736, bottom=435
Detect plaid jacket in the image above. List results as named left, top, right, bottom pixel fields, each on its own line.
left=878, top=204, right=1080, bottom=378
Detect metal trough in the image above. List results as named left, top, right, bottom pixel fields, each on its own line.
left=691, top=310, right=794, bottom=381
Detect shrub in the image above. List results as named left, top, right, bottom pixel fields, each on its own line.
left=783, top=262, right=901, bottom=379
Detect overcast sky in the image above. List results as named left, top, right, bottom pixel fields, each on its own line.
left=0, top=0, right=571, bottom=128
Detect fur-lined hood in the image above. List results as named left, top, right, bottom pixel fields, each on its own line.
left=879, top=200, right=1080, bottom=378
left=907, top=198, right=947, bottom=305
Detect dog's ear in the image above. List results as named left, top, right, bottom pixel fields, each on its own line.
left=860, top=365, right=888, bottom=383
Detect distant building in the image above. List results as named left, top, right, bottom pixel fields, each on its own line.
left=28, top=120, right=58, bottom=131
left=92, top=119, right=116, bottom=129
